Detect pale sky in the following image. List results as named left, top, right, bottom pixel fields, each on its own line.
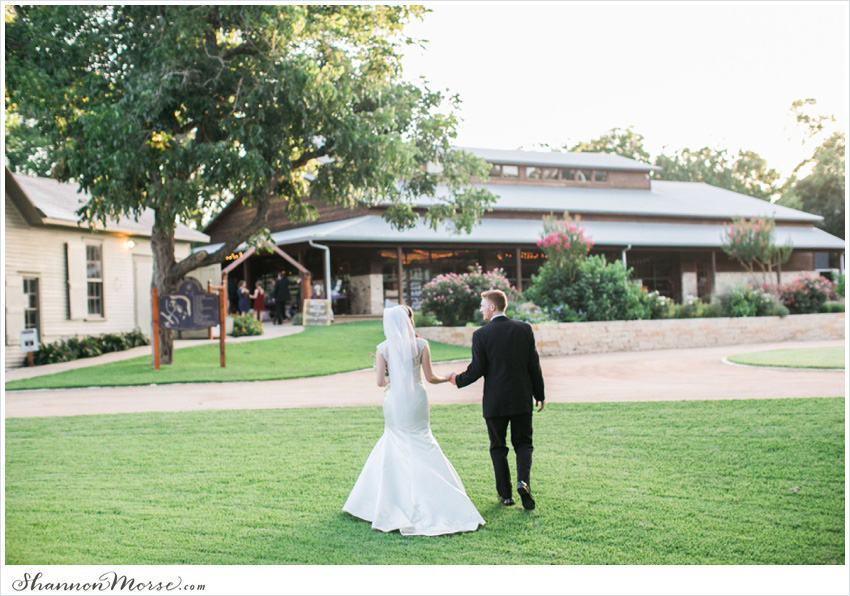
left=399, top=1, right=849, bottom=180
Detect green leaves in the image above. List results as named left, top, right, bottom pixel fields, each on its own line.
left=6, top=5, right=492, bottom=271
left=654, top=147, right=781, bottom=201
left=721, top=217, right=793, bottom=284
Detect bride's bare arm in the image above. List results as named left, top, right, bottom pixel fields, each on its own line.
left=375, top=351, right=389, bottom=387
left=420, top=344, right=447, bottom=384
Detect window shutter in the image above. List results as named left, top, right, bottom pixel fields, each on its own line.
left=5, top=273, right=24, bottom=345
left=66, top=241, right=87, bottom=320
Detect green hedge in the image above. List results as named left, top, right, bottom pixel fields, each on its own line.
left=33, top=329, right=150, bottom=365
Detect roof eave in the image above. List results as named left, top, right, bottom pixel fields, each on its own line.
left=4, top=166, right=46, bottom=226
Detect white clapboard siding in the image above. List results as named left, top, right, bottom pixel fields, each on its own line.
left=67, top=241, right=87, bottom=320
left=4, top=195, right=195, bottom=369
left=5, top=272, right=25, bottom=347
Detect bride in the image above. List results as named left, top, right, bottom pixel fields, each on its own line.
left=342, top=305, right=485, bottom=536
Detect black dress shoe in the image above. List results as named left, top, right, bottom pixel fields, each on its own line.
left=517, top=481, right=535, bottom=510
left=500, top=497, right=515, bottom=506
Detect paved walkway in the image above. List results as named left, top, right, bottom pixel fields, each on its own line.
left=4, top=339, right=844, bottom=419
left=3, top=322, right=303, bottom=382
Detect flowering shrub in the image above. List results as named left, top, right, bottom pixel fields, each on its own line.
left=775, top=275, right=836, bottom=314
left=420, top=266, right=518, bottom=326
left=505, top=302, right=555, bottom=324
left=718, top=287, right=788, bottom=318
left=668, top=297, right=724, bottom=319
left=232, top=313, right=264, bottom=336
left=835, top=273, right=845, bottom=298
left=638, top=290, right=674, bottom=319
left=721, top=217, right=793, bottom=283
left=536, top=212, right=594, bottom=282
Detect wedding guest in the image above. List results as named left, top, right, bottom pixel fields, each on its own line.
left=251, top=280, right=266, bottom=322
left=273, top=272, right=291, bottom=324
left=237, top=280, right=251, bottom=315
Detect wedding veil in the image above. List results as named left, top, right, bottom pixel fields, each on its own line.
left=382, top=305, right=418, bottom=397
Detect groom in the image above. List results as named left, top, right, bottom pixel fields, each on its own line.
left=449, top=290, right=545, bottom=510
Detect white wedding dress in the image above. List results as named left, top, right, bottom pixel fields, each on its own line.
left=343, top=327, right=485, bottom=536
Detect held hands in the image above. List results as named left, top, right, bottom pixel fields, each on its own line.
left=448, top=372, right=457, bottom=386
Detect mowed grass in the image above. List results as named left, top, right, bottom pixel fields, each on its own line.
left=5, top=321, right=471, bottom=390
left=728, top=347, right=845, bottom=369
left=5, top=398, right=844, bottom=565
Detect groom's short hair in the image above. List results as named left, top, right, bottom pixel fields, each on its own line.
left=481, top=290, right=507, bottom=312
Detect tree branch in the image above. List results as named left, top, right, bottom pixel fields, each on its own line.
left=172, top=175, right=279, bottom=278
left=290, top=143, right=334, bottom=170
left=221, top=42, right=259, bottom=61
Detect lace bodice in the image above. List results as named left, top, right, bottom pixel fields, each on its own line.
left=377, top=337, right=428, bottom=366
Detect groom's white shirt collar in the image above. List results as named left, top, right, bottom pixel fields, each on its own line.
left=490, top=313, right=507, bottom=320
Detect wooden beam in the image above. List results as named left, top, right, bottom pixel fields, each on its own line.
left=207, top=280, right=214, bottom=340
left=152, top=287, right=160, bottom=370
left=268, top=244, right=309, bottom=274
left=219, top=286, right=226, bottom=368
left=711, top=250, right=717, bottom=296
left=222, top=246, right=256, bottom=274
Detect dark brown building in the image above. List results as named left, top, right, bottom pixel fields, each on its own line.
left=200, top=147, right=845, bottom=314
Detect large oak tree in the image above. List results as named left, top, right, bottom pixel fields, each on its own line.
left=5, top=5, right=495, bottom=363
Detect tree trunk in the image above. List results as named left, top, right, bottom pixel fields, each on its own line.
left=151, top=209, right=179, bottom=365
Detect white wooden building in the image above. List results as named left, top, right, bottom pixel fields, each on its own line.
left=4, top=167, right=211, bottom=369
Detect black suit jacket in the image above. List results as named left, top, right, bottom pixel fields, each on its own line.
left=273, top=278, right=290, bottom=303
left=455, top=316, right=545, bottom=418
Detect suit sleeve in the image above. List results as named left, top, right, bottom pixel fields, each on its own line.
left=455, top=330, right=487, bottom=389
left=527, top=326, right=545, bottom=401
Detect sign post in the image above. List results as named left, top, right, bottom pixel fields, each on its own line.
left=152, top=287, right=161, bottom=370
left=20, top=328, right=39, bottom=367
left=152, top=279, right=225, bottom=369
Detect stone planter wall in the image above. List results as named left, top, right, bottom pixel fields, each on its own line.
left=417, top=313, right=845, bottom=357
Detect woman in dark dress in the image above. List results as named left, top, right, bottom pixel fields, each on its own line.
left=237, top=280, right=251, bottom=315
left=251, top=281, right=265, bottom=322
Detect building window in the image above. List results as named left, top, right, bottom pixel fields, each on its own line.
left=527, top=166, right=560, bottom=180
left=86, top=244, right=104, bottom=316
left=593, top=170, right=608, bottom=182
left=576, top=169, right=592, bottom=182
left=23, top=278, right=40, bottom=331
left=489, top=163, right=520, bottom=179
left=501, top=164, right=519, bottom=178
left=561, top=168, right=575, bottom=181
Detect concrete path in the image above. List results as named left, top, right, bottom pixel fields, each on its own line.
left=3, top=322, right=304, bottom=382
left=4, top=339, right=844, bottom=419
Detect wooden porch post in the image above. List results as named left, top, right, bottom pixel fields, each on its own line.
left=397, top=246, right=405, bottom=305
left=711, top=250, right=717, bottom=297
left=516, top=247, right=523, bottom=293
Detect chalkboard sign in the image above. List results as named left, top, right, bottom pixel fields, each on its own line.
left=159, top=279, right=220, bottom=329
left=303, top=299, right=332, bottom=326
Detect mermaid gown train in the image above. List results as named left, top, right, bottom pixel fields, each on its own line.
left=342, top=338, right=485, bottom=536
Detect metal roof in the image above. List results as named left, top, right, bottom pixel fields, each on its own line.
left=457, top=146, right=662, bottom=171
left=10, top=171, right=209, bottom=242
left=193, top=214, right=844, bottom=253
left=409, top=180, right=822, bottom=222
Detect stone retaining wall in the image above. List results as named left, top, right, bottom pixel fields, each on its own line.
left=417, top=313, right=845, bottom=357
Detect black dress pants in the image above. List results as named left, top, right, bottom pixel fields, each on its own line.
left=485, top=412, right=533, bottom=499
left=274, top=302, right=287, bottom=323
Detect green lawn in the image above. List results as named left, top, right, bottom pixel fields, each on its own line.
left=728, top=347, right=845, bottom=369
left=5, top=398, right=844, bottom=565
left=5, top=322, right=471, bottom=390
